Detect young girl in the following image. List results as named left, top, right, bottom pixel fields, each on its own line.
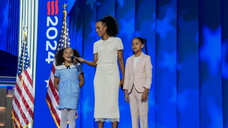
left=123, top=37, right=152, bottom=128
left=54, top=47, right=84, bottom=128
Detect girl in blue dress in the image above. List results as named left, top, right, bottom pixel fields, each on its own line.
left=54, top=47, right=84, bottom=128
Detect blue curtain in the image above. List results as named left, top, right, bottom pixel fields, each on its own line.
left=222, top=0, right=228, bottom=127
left=68, top=0, right=228, bottom=128
left=0, top=0, right=9, bottom=52
left=6, top=0, right=20, bottom=56
left=0, top=0, right=19, bottom=56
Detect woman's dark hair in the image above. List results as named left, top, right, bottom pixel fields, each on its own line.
left=55, top=47, right=81, bottom=66
left=98, top=15, right=118, bottom=36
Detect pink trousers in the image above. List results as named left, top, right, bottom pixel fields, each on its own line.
left=129, top=87, right=148, bottom=128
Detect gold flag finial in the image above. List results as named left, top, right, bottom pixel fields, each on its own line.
left=62, top=4, right=68, bottom=18
left=23, top=26, right=27, bottom=42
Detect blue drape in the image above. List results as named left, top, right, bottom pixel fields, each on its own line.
left=6, top=0, right=19, bottom=56
left=0, top=0, right=19, bottom=56
left=0, top=0, right=9, bottom=52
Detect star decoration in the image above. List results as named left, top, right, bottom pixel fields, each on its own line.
left=119, top=19, right=134, bottom=39
left=156, top=8, right=176, bottom=38
left=160, top=51, right=176, bottom=73
left=200, top=26, right=221, bottom=75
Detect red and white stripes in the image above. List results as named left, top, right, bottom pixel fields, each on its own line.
left=12, top=67, right=34, bottom=128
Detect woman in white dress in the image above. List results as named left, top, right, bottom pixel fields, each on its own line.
left=76, top=16, right=125, bottom=128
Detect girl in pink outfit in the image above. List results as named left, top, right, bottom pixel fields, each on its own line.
left=123, top=37, right=152, bottom=128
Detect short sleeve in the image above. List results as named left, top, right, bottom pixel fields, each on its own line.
left=93, top=42, right=97, bottom=54
left=116, top=38, right=124, bottom=50
left=77, top=64, right=83, bottom=75
left=54, top=69, right=60, bottom=78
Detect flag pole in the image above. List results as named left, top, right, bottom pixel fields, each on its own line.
left=20, top=30, right=27, bottom=86
left=63, top=3, right=68, bottom=48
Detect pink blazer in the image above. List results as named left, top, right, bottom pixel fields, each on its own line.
left=123, top=52, right=152, bottom=93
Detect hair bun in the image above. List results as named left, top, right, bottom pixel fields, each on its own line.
left=99, top=15, right=118, bottom=36
left=103, top=16, right=118, bottom=26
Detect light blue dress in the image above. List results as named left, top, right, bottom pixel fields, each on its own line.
left=54, top=64, right=82, bottom=110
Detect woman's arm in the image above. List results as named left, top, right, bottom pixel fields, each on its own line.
left=118, top=50, right=125, bottom=87
left=54, top=77, right=59, bottom=91
left=76, top=53, right=98, bottom=67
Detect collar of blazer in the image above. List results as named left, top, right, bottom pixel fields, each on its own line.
left=130, top=52, right=146, bottom=73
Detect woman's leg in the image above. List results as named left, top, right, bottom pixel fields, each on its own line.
left=98, top=121, right=104, bottom=128
left=68, top=109, right=76, bottom=128
left=112, top=121, right=118, bottom=128
left=60, top=109, right=68, bottom=128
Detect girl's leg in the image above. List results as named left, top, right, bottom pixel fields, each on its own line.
left=60, top=109, right=68, bottom=128
left=112, top=121, right=118, bottom=128
left=129, top=88, right=139, bottom=128
left=68, top=109, right=76, bottom=128
left=139, top=99, right=148, bottom=128
left=98, top=121, right=104, bottom=128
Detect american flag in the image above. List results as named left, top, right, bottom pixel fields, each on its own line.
left=12, top=40, right=34, bottom=128
left=46, top=9, right=70, bottom=128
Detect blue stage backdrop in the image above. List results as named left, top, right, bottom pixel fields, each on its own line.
left=0, top=0, right=19, bottom=56
left=33, top=0, right=228, bottom=128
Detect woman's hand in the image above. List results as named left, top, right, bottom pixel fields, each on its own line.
left=75, top=57, right=85, bottom=63
left=75, top=54, right=97, bottom=67
left=119, top=79, right=124, bottom=90
left=141, top=88, right=149, bottom=102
